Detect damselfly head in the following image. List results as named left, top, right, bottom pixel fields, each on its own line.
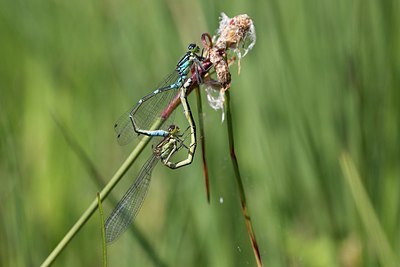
left=187, top=43, right=199, bottom=53
left=168, top=124, right=180, bottom=135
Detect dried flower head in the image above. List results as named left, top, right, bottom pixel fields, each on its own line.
left=214, top=13, right=256, bottom=60
left=203, top=13, right=256, bottom=122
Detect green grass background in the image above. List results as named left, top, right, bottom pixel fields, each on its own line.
left=1, top=0, right=399, bottom=266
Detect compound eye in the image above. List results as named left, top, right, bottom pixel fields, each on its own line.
left=168, top=125, right=176, bottom=132
left=188, top=43, right=196, bottom=51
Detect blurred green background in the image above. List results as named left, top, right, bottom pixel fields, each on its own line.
left=1, top=0, right=399, bottom=266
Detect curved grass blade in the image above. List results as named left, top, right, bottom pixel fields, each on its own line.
left=97, top=193, right=107, bottom=267
left=340, top=152, right=398, bottom=267
left=226, top=91, right=262, bottom=267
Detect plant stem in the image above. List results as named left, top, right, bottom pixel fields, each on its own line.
left=195, top=86, right=211, bottom=203
left=53, top=112, right=168, bottom=266
left=340, top=152, right=397, bottom=267
left=225, top=91, right=263, bottom=267
left=97, top=193, right=107, bottom=267
left=40, top=132, right=155, bottom=267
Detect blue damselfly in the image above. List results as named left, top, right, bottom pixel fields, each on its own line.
left=114, top=43, right=205, bottom=146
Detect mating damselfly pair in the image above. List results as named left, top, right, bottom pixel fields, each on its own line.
left=105, top=43, right=208, bottom=243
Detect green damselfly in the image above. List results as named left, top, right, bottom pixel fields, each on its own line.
left=105, top=124, right=194, bottom=243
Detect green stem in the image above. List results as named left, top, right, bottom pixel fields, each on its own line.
left=340, top=152, right=398, bottom=267
left=53, top=113, right=168, bottom=267
left=195, top=86, right=211, bottom=203
left=225, top=91, right=263, bottom=267
left=97, top=193, right=107, bottom=267
left=40, top=128, right=157, bottom=267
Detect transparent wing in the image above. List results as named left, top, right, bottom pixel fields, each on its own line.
left=105, top=155, right=159, bottom=243
left=113, top=109, right=138, bottom=146
left=114, top=71, right=179, bottom=145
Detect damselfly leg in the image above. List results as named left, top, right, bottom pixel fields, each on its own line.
left=105, top=124, right=195, bottom=244
left=114, top=43, right=204, bottom=145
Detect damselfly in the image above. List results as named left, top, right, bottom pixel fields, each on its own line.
left=114, top=43, right=205, bottom=145
left=105, top=124, right=194, bottom=243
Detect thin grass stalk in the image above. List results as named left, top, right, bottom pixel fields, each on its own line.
left=195, top=86, right=211, bottom=203
left=97, top=193, right=107, bottom=267
left=40, top=128, right=157, bottom=267
left=340, top=152, right=397, bottom=267
left=52, top=114, right=168, bottom=267
left=225, top=91, right=263, bottom=267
